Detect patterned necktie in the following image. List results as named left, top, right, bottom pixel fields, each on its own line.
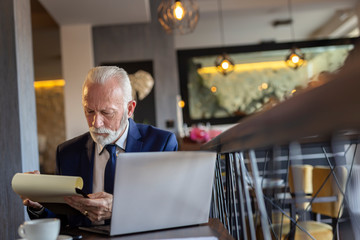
left=104, top=144, right=117, bottom=194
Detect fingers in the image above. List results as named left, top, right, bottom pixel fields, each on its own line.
left=89, top=191, right=112, bottom=199
left=64, top=196, right=96, bottom=220
left=84, top=207, right=112, bottom=222
left=23, top=199, right=43, bottom=210
left=64, top=196, right=84, bottom=212
left=88, top=193, right=112, bottom=208
left=16, top=171, right=40, bottom=206
left=64, top=192, right=113, bottom=222
left=24, top=170, right=40, bottom=175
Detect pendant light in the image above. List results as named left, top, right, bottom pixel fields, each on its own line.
left=285, top=47, right=305, bottom=69
left=285, top=0, right=305, bottom=69
left=158, top=0, right=200, bottom=35
left=214, top=0, right=234, bottom=75
left=215, top=53, right=235, bottom=75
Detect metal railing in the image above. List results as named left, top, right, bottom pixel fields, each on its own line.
left=202, top=43, right=360, bottom=240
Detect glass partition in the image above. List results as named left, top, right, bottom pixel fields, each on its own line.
left=178, top=38, right=358, bottom=125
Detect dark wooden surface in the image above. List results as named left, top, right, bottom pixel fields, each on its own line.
left=178, top=137, right=203, bottom=151
left=201, top=43, right=360, bottom=153
left=61, top=218, right=234, bottom=240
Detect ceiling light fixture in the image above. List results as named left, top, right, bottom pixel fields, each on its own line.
left=284, top=0, right=305, bottom=69
left=285, top=47, right=305, bottom=69
left=214, top=0, right=234, bottom=75
left=215, top=53, right=235, bottom=75
left=157, top=0, right=199, bottom=35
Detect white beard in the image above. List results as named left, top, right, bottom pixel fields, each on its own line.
left=89, top=127, right=122, bottom=146
left=89, top=111, right=128, bottom=146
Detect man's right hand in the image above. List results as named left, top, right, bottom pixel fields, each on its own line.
left=22, top=199, right=43, bottom=210
left=21, top=170, right=43, bottom=210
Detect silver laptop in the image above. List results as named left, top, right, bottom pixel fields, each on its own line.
left=80, top=151, right=216, bottom=236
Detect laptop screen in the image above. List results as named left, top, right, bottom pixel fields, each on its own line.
left=110, top=151, right=216, bottom=236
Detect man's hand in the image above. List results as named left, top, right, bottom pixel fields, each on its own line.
left=21, top=170, right=43, bottom=210
left=64, top=192, right=113, bottom=222
left=22, top=199, right=44, bottom=210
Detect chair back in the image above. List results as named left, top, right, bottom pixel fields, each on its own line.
left=288, top=164, right=314, bottom=210
left=289, top=164, right=314, bottom=195
left=311, top=166, right=347, bottom=218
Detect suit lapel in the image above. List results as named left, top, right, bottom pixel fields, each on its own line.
left=79, top=120, right=142, bottom=194
left=125, top=118, right=143, bottom=152
left=80, top=134, right=95, bottom=194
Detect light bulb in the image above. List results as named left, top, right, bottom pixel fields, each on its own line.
left=285, top=48, right=305, bottom=69
left=215, top=54, right=235, bottom=75
left=291, top=54, right=299, bottom=63
left=174, top=1, right=185, bottom=20
left=261, top=83, right=268, bottom=90
left=178, top=100, right=185, bottom=108
left=221, top=60, right=229, bottom=70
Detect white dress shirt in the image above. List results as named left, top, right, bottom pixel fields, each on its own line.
left=92, top=124, right=128, bottom=194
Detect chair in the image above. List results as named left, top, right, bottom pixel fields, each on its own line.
left=271, top=165, right=313, bottom=239
left=270, top=165, right=313, bottom=236
left=272, top=165, right=347, bottom=240
left=288, top=165, right=314, bottom=211
left=308, top=165, right=348, bottom=239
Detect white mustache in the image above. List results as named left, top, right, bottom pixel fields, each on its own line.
left=89, top=127, right=114, bottom=134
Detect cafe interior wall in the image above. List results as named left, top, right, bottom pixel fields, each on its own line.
left=92, top=0, right=178, bottom=134
left=33, top=0, right=179, bottom=174
left=32, top=0, right=65, bottom=174
left=32, top=0, right=360, bottom=173
left=174, top=2, right=360, bottom=49
left=35, top=85, right=65, bottom=174
left=1, top=1, right=39, bottom=238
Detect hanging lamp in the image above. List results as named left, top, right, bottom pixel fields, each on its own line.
left=284, top=0, right=305, bottom=69
left=214, top=0, right=234, bottom=75
left=285, top=47, right=305, bottom=69
left=157, top=0, right=199, bottom=35
left=215, top=53, right=235, bottom=75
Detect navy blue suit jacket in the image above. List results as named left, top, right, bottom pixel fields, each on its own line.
left=41, top=119, right=178, bottom=226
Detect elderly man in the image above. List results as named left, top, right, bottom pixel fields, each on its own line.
left=23, top=66, right=178, bottom=226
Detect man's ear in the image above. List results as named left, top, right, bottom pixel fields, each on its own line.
left=127, top=100, right=136, bottom=118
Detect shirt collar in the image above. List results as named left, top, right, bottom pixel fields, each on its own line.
left=116, top=121, right=129, bottom=150
left=97, top=121, right=129, bottom=154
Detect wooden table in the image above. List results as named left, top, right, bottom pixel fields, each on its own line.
left=61, top=218, right=234, bottom=240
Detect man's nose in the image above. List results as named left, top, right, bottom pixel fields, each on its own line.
left=92, top=113, right=104, bottom=128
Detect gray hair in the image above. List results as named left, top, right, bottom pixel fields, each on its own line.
left=83, top=66, right=133, bottom=105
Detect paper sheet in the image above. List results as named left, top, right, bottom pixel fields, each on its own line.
left=11, top=173, right=84, bottom=203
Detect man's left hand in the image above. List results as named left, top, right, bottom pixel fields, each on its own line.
left=64, top=192, right=113, bottom=222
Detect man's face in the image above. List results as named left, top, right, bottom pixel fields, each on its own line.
left=82, top=78, right=133, bottom=145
